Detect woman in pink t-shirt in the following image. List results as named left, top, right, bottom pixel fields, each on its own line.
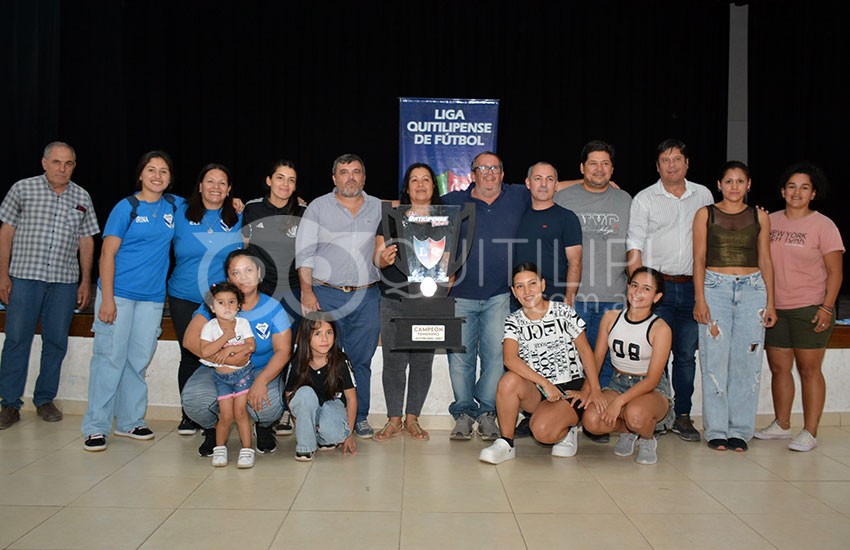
left=755, top=162, right=844, bottom=452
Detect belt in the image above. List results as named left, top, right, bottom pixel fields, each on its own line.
left=661, top=273, right=692, bottom=283
left=313, top=278, right=377, bottom=293
left=614, top=369, right=646, bottom=380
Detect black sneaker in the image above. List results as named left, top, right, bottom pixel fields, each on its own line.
left=295, top=450, right=315, bottom=462
left=582, top=428, right=610, bottom=444
left=113, top=426, right=155, bottom=440
left=671, top=414, right=702, bottom=442
left=198, top=428, right=217, bottom=457
left=84, top=433, right=107, bottom=452
left=256, top=424, right=277, bottom=454
left=274, top=410, right=294, bottom=436
left=177, top=415, right=198, bottom=436
left=514, top=416, right=531, bottom=439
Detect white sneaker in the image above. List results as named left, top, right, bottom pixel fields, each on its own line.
left=754, top=419, right=792, bottom=440
left=237, top=447, right=256, bottom=468
left=211, top=445, right=228, bottom=467
left=635, top=437, right=658, bottom=465
left=788, top=429, right=817, bottom=452
left=613, top=432, right=638, bottom=457
left=551, top=426, right=578, bottom=458
left=479, top=438, right=516, bottom=464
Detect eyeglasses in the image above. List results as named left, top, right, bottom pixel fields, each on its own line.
left=473, top=165, right=502, bottom=174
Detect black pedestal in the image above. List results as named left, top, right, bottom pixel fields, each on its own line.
left=390, top=297, right=465, bottom=351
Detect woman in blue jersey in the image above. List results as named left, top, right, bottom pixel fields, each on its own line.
left=181, top=249, right=293, bottom=457
left=82, top=151, right=184, bottom=451
left=168, top=163, right=243, bottom=435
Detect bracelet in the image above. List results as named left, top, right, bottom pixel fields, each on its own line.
left=819, top=305, right=834, bottom=316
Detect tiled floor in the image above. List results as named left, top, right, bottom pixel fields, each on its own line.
left=3, top=414, right=850, bottom=549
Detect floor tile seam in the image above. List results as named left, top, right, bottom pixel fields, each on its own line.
left=599, top=476, right=736, bottom=521
left=2, top=504, right=65, bottom=550
left=0, top=449, right=55, bottom=474
left=692, top=477, right=844, bottom=520
left=134, top=506, right=183, bottom=550
left=732, top=512, right=808, bottom=549
left=629, top=510, right=779, bottom=550
left=746, top=452, right=850, bottom=478
left=271, top=462, right=312, bottom=514
left=663, top=449, right=779, bottom=481
left=493, top=463, right=531, bottom=549
left=168, top=464, right=215, bottom=510
left=788, top=480, right=850, bottom=517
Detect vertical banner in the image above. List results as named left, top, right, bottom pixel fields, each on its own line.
left=399, top=97, right=499, bottom=195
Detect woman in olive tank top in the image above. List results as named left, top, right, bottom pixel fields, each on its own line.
left=692, top=161, right=777, bottom=452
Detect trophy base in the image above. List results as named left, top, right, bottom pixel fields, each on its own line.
left=390, top=297, right=466, bottom=352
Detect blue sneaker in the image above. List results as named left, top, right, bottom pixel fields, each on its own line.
left=354, top=420, right=374, bottom=439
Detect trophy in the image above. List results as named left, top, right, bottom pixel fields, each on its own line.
left=381, top=202, right=475, bottom=351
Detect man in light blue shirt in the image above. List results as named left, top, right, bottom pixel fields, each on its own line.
left=296, top=154, right=382, bottom=438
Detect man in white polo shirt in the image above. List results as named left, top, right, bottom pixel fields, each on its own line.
left=626, top=138, right=713, bottom=442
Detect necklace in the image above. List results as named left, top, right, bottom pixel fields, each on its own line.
left=203, top=210, right=220, bottom=234
left=152, top=198, right=163, bottom=218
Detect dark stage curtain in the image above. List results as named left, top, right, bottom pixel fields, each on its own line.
left=748, top=0, right=850, bottom=295
left=4, top=0, right=731, bottom=278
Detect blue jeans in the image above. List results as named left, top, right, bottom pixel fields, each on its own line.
left=81, top=291, right=163, bottom=436
left=653, top=280, right=698, bottom=416
left=0, top=278, right=77, bottom=409
left=181, top=365, right=284, bottom=429
left=573, top=300, right=623, bottom=388
left=699, top=270, right=766, bottom=441
left=313, top=284, right=380, bottom=424
left=289, top=386, right=351, bottom=453
left=447, top=293, right=509, bottom=418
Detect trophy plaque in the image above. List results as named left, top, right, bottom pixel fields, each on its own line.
left=381, top=202, right=475, bottom=351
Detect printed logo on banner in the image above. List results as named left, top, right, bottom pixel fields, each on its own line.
left=399, top=98, right=499, bottom=195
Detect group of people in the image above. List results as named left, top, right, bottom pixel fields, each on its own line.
left=479, top=140, right=843, bottom=466
left=0, top=140, right=843, bottom=470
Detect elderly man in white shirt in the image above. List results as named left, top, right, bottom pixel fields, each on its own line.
left=626, top=138, right=713, bottom=442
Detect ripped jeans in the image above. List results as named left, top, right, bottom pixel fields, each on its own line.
left=698, top=270, right=766, bottom=441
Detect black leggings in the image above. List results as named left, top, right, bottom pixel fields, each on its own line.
left=167, top=295, right=203, bottom=398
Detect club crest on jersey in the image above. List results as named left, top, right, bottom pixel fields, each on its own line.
left=164, top=213, right=174, bottom=229
left=254, top=322, right=271, bottom=340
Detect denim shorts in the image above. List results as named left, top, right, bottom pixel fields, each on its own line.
left=213, top=363, right=255, bottom=400
left=605, top=369, right=674, bottom=417
left=765, top=305, right=833, bottom=349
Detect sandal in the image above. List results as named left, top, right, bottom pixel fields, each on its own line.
left=404, top=419, right=430, bottom=441
left=708, top=438, right=728, bottom=451
left=726, top=437, right=748, bottom=452
left=374, top=421, right=403, bottom=441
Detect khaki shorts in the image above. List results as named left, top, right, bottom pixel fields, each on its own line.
left=765, top=305, right=833, bottom=349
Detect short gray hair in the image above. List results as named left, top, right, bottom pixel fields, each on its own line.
left=43, top=141, right=76, bottom=160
